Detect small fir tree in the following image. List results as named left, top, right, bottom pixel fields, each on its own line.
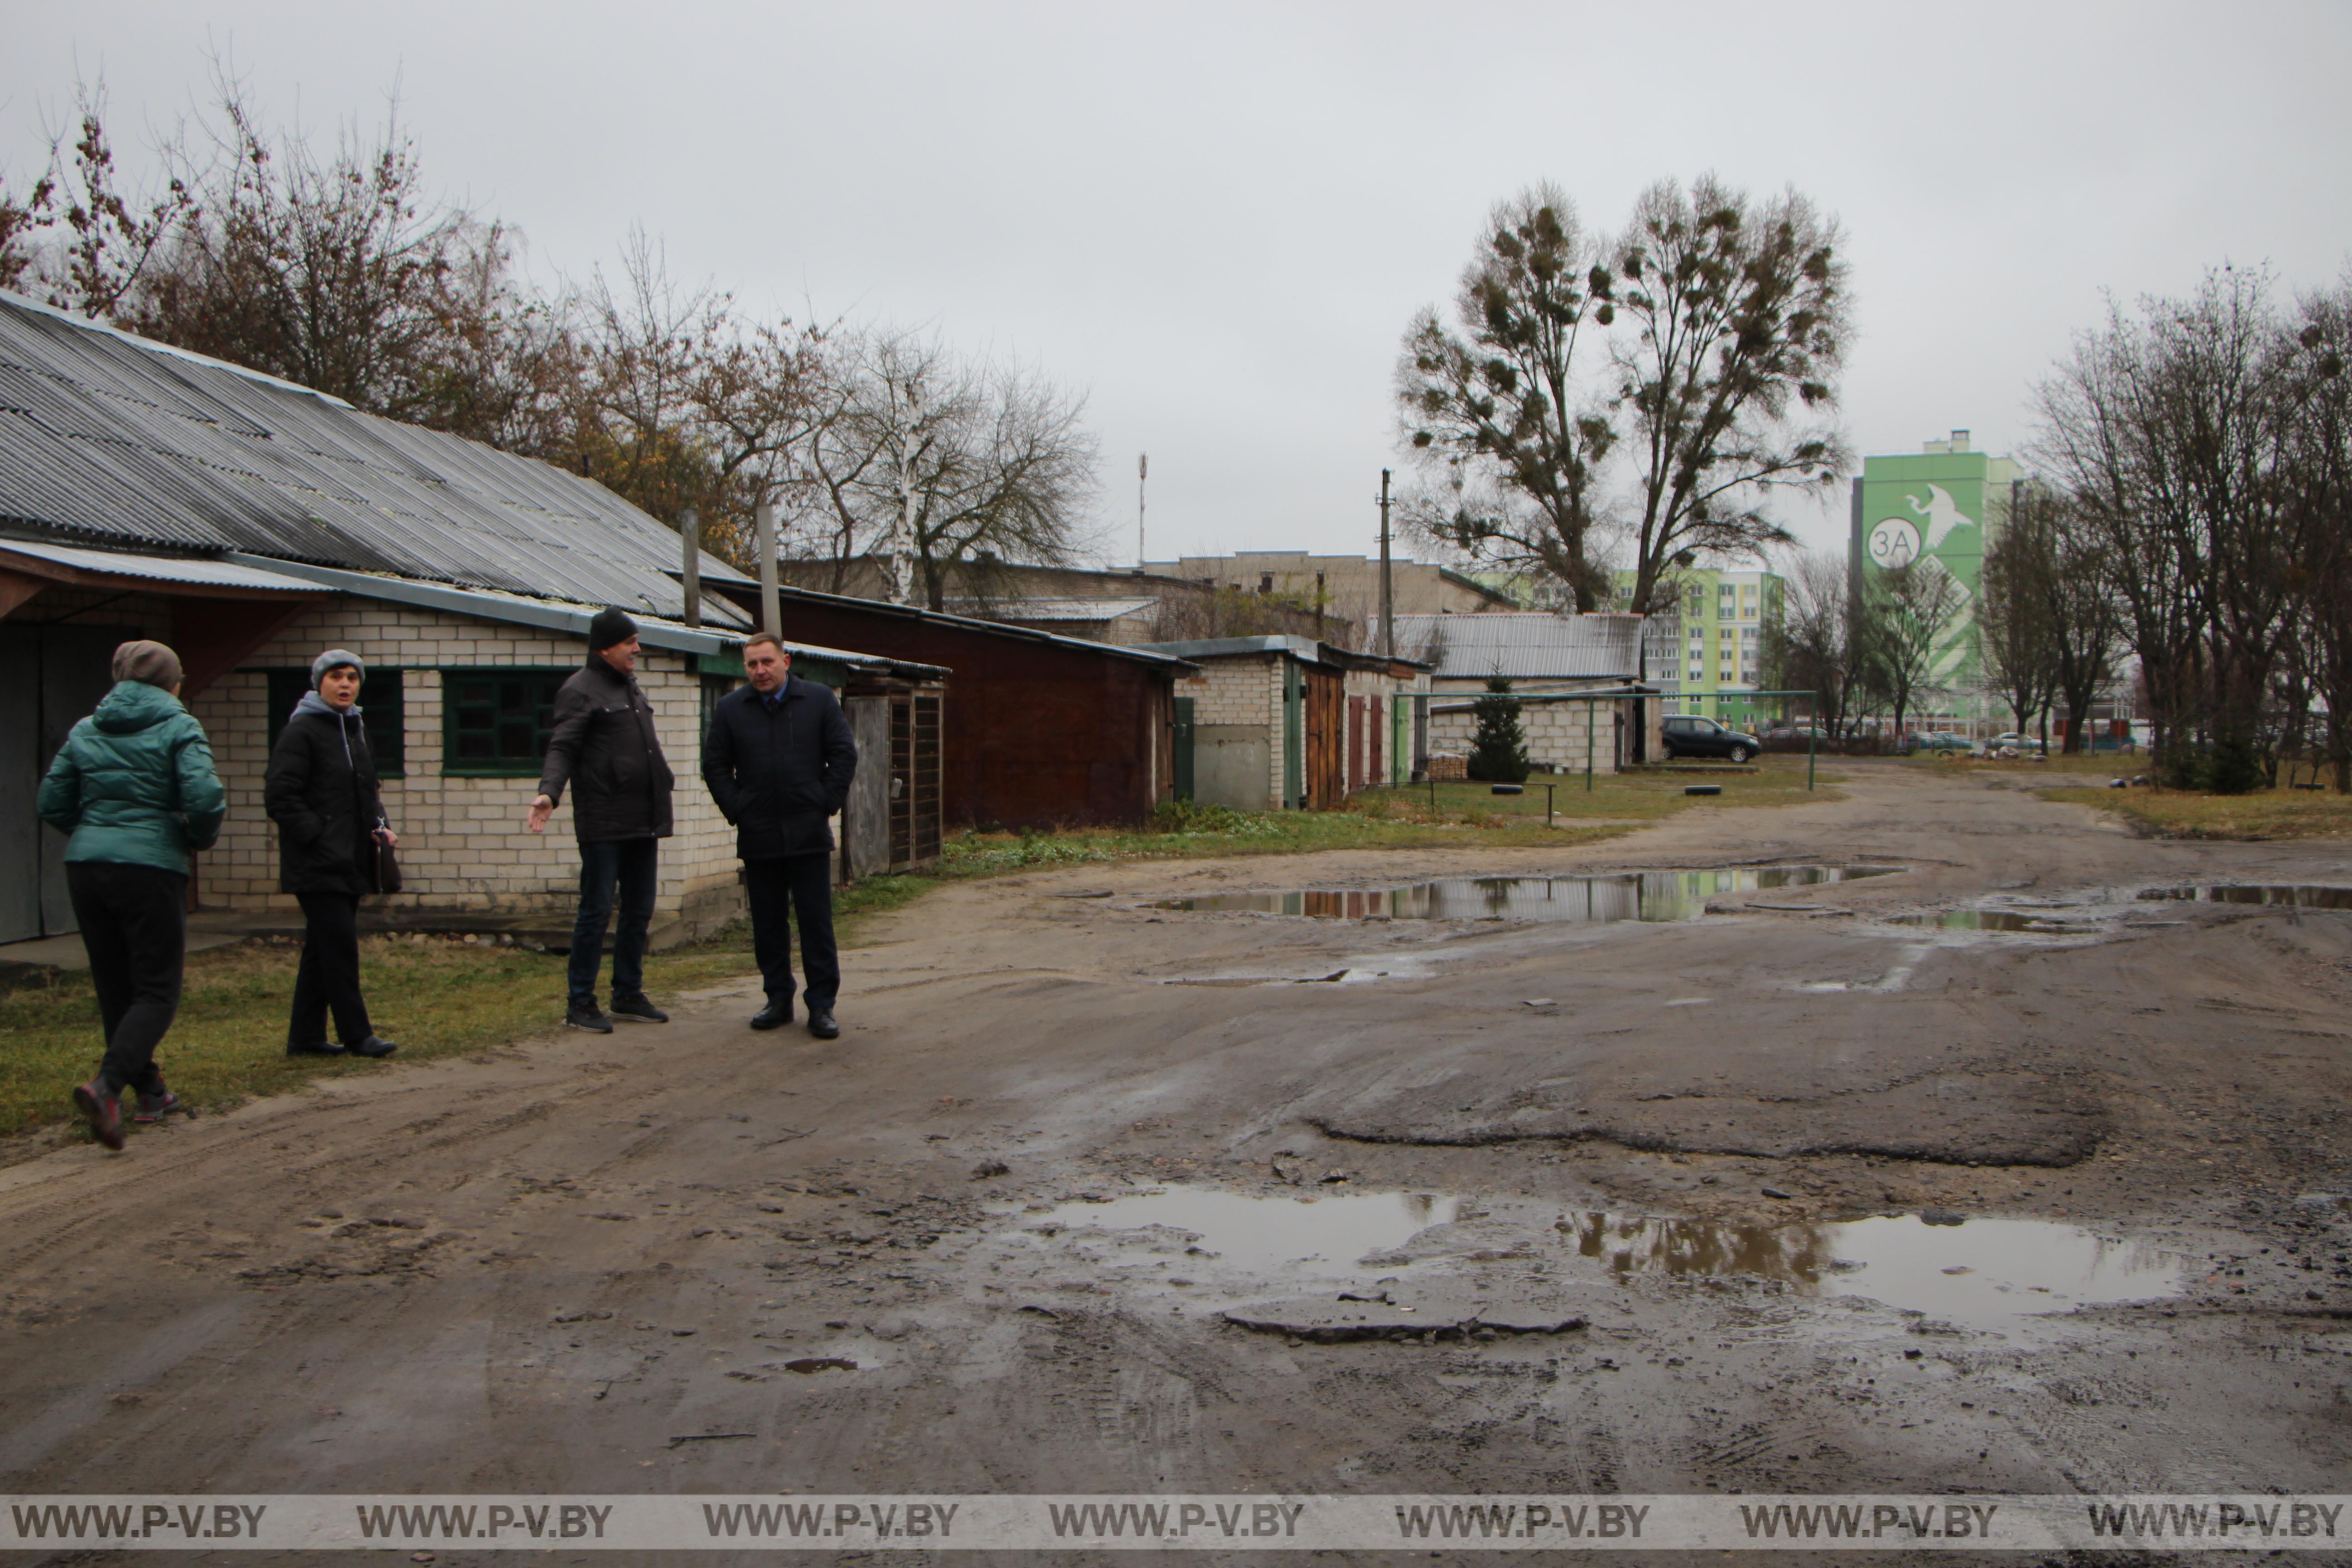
left=1467, top=676, right=1531, bottom=782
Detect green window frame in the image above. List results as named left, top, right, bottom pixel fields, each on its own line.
left=265, top=667, right=405, bottom=778
left=440, top=668, right=571, bottom=777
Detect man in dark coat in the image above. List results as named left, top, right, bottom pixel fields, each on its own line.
left=265, top=648, right=399, bottom=1060
left=701, top=632, right=857, bottom=1039
left=529, top=608, right=676, bottom=1033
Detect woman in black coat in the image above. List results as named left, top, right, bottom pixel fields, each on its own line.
left=264, top=649, right=399, bottom=1059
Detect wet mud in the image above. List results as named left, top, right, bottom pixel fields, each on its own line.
left=1, top=761, right=2350, bottom=1531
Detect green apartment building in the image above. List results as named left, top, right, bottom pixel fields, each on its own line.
left=1611, top=566, right=1784, bottom=726
left=1849, top=429, right=2019, bottom=725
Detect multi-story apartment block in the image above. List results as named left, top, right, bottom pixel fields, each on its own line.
left=1611, top=565, right=1784, bottom=726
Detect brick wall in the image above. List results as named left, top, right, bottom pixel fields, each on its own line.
left=1429, top=695, right=1627, bottom=775
left=187, top=598, right=744, bottom=932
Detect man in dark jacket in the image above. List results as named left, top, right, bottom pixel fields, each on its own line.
left=528, top=608, right=676, bottom=1034
left=701, top=632, right=857, bottom=1039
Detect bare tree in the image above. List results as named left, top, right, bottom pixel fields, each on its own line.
left=2285, top=275, right=2352, bottom=789
left=1863, top=561, right=1965, bottom=742
left=1762, top=549, right=1870, bottom=742
left=1396, top=186, right=1616, bottom=608
left=2034, top=269, right=2306, bottom=788
left=1611, top=176, right=1852, bottom=614
left=1977, top=503, right=2063, bottom=741
left=795, top=327, right=1100, bottom=610
left=6, top=77, right=199, bottom=318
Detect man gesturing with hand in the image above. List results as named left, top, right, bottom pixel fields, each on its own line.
left=529, top=608, right=676, bottom=1034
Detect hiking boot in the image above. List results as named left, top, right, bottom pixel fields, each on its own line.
left=610, top=994, right=669, bottom=1024
left=132, top=1087, right=186, bottom=1123
left=566, top=1003, right=614, bottom=1034
left=73, top=1076, right=125, bottom=1152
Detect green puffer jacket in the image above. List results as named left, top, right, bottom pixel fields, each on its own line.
left=37, top=680, right=226, bottom=875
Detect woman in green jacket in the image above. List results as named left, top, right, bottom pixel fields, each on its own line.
left=36, top=640, right=225, bottom=1151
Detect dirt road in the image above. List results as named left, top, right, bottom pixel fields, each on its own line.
left=3, top=762, right=2349, bottom=1551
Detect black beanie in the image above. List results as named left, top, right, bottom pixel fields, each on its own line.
left=588, top=607, right=638, bottom=652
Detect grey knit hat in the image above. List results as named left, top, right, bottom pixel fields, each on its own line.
left=311, top=649, right=364, bottom=687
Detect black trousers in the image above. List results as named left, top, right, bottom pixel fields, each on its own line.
left=291, top=891, right=375, bottom=1048
left=745, top=854, right=839, bottom=1012
left=65, top=862, right=186, bottom=1096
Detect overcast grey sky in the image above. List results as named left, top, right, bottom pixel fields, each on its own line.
left=7, top=1, right=2350, bottom=570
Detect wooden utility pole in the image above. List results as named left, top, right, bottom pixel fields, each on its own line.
left=1378, top=468, right=1394, bottom=659
left=680, top=506, right=701, bottom=629
left=754, top=499, right=781, bottom=637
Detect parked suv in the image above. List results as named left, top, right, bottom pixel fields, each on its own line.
left=1661, top=715, right=1761, bottom=763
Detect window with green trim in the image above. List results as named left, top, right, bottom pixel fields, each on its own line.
left=266, top=668, right=405, bottom=777
left=440, top=668, right=570, bottom=776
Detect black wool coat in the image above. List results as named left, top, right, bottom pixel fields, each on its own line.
left=701, top=675, right=858, bottom=861
left=536, top=655, right=676, bottom=843
left=265, top=704, right=387, bottom=896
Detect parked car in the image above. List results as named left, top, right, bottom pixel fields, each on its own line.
left=1987, top=732, right=2048, bottom=755
left=1763, top=725, right=1827, bottom=743
left=1916, top=732, right=1975, bottom=755
left=1662, top=714, right=1762, bottom=763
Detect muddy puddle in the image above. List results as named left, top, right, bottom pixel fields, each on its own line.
left=1888, top=910, right=2080, bottom=933
left=1154, top=865, right=1902, bottom=923
left=1568, top=1211, right=2185, bottom=1330
left=2140, top=884, right=2352, bottom=910
left=1009, top=1186, right=2185, bottom=1334
left=1023, top=1187, right=1472, bottom=1277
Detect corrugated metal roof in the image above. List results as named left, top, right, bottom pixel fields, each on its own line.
left=1137, top=634, right=1327, bottom=663
left=225, top=554, right=939, bottom=675
left=943, top=596, right=1159, bottom=622
left=0, top=537, right=322, bottom=591
left=0, top=290, right=750, bottom=625
left=1386, top=612, right=1645, bottom=680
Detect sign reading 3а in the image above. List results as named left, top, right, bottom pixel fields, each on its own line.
left=1868, top=517, right=1923, bottom=568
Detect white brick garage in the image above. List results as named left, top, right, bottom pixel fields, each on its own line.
left=187, top=575, right=913, bottom=943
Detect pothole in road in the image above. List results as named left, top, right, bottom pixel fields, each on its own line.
left=1020, top=1186, right=1475, bottom=1278
left=1153, top=865, right=1904, bottom=923
left=2141, top=884, right=2352, bottom=911
left=1568, top=1211, right=2186, bottom=1330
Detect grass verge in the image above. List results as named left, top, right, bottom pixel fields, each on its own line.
left=2032, top=784, right=2352, bottom=841
left=941, top=754, right=1843, bottom=874
left=0, top=874, right=932, bottom=1144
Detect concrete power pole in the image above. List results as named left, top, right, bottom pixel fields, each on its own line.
left=1137, top=453, right=1148, bottom=568
left=681, top=506, right=701, bottom=629
left=754, top=499, right=780, bottom=637
left=1377, top=468, right=1394, bottom=660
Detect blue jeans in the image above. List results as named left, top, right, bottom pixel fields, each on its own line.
left=568, top=838, right=658, bottom=1009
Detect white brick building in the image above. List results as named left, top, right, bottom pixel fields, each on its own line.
left=182, top=575, right=931, bottom=941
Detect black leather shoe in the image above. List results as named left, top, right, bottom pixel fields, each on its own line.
left=610, top=994, right=669, bottom=1024
left=806, top=1009, right=840, bottom=1040
left=350, top=1036, right=398, bottom=1058
left=566, top=1004, right=614, bottom=1034
left=750, top=1002, right=791, bottom=1030
left=287, top=1040, right=348, bottom=1058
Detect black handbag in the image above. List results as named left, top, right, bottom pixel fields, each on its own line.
left=368, top=816, right=402, bottom=896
